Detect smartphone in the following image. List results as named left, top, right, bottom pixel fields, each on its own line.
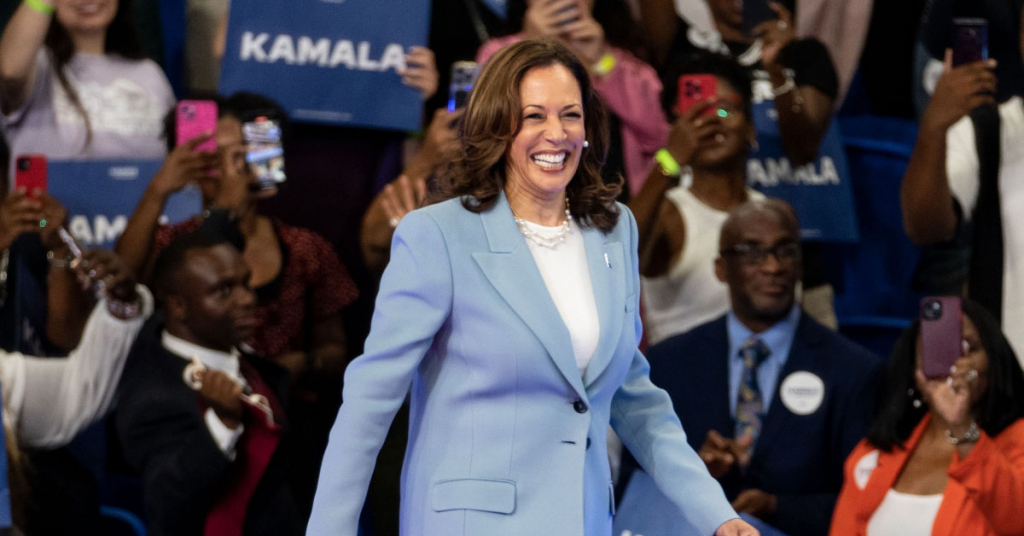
left=743, top=0, right=778, bottom=37
left=448, top=61, right=479, bottom=112
left=14, top=154, right=47, bottom=199
left=676, top=74, right=718, bottom=116
left=176, top=100, right=218, bottom=152
left=951, top=18, right=988, bottom=67
left=920, top=296, right=963, bottom=379
left=243, top=115, right=286, bottom=190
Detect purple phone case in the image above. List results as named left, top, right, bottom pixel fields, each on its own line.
left=920, top=296, right=962, bottom=378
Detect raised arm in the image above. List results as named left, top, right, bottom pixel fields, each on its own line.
left=0, top=0, right=52, bottom=113
left=635, top=0, right=681, bottom=68
left=307, top=209, right=454, bottom=535
left=901, top=52, right=996, bottom=245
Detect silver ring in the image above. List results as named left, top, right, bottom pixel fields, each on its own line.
left=777, top=20, right=788, bottom=30
left=966, top=369, right=979, bottom=382
left=389, top=217, right=400, bottom=229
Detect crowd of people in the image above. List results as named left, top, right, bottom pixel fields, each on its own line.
left=0, top=0, right=1022, bottom=535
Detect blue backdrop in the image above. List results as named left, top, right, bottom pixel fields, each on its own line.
left=220, top=0, right=433, bottom=132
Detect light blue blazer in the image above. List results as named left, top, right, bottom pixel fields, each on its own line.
left=306, top=191, right=737, bottom=536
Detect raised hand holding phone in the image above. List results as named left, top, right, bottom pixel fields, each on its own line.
left=14, top=154, right=47, bottom=199
left=523, top=0, right=581, bottom=39
left=922, top=50, right=997, bottom=135
left=0, top=189, right=44, bottom=250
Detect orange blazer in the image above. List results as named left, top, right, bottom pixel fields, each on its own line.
left=829, top=415, right=1024, bottom=536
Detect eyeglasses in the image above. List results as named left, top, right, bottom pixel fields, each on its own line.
left=721, top=242, right=801, bottom=266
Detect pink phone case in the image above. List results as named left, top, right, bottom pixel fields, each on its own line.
left=920, top=296, right=963, bottom=378
left=176, top=100, right=218, bottom=152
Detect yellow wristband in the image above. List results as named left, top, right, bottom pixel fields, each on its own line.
left=654, top=149, right=680, bottom=177
left=593, top=53, right=616, bottom=76
left=24, top=0, right=55, bottom=14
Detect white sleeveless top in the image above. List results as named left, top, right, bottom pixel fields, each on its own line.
left=866, top=489, right=943, bottom=536
left=641, top=186, right=764, bottom=345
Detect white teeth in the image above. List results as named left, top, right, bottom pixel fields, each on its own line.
left=532, top=153, right=566, bottom=169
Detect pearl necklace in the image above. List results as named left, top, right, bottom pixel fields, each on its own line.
left=513, top=199, right=573, bottom=248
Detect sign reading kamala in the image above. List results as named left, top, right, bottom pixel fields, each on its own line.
left=219, top=0, right=432, bottom=132
left=48, top=160, right=203, bottom=250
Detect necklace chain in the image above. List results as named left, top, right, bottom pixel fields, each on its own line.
left=513, top=198, right=573, bottom=248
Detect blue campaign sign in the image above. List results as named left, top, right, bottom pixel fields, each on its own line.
left=746, top=78, right=860, bottom=242
left=48, top=160, right=202, bottom=249
left=219, top=0, right=432, bottom=132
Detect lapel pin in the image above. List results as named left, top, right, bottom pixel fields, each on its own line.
left=604, top=252, right=611, bottom=268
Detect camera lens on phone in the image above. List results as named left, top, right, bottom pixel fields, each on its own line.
left=17, top=158, right=30, bottom=171
left=923, top=300, right=943, bottom=320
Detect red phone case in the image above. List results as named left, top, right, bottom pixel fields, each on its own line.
left=176, top=100, right=218, bottom=152
left=676, top=74, right=718, bottom=116
left=14, top=154, right=47, bottom=198
left=920, top=296, right=963, bottom=378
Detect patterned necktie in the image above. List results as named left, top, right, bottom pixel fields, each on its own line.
left=735, top=338, right=771, bottom=446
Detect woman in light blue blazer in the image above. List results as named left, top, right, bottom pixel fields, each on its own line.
left=307, top=39, right=756, bottom=536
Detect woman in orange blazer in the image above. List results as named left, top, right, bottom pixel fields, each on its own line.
left=830, top=299, right=1024, bottom=536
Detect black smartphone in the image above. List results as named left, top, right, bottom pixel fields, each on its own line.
left=743, top=0, right=778, bottom=38
left=951, top=18, right=988, bottom=66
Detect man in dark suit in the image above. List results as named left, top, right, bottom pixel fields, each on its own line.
left=116, top=229, right=303, bottom=536
left=615, top=199, right=882, bottom=536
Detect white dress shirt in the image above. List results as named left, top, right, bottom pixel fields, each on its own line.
left=1, top=285, right=154, bottom=448
left=161, top=331, right=246, bottom=456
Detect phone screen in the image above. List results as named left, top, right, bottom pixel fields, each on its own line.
left=448, top=61, right=479, bottom=112
left=243, top=117, right=286, bottom=189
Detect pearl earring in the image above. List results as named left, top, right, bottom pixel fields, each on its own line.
left=583, top=141, right=590, bottom=148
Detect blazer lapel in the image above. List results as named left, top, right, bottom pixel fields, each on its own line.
left=753, top=314, right=826, bottom=461
left=471, top=192, right=588, bottom=402
left=583, top=228, right=625, bottom=387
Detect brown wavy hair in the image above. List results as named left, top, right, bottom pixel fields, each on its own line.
left=436, top=39, right=622, bottom=233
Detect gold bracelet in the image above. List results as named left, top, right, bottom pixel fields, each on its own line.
left=24, top=0, right=55, bottom=15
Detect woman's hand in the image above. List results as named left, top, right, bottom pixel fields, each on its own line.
left=916, top=365, right=974, bottom=428
left=665, top=98, right=718, bottom=167
left=0, top=189, right=44, bottom=250
left=381, top=175, right=427, bottom=230
left=400, top=46, right=439, bottom=101
left=36, top=191, right=69, bottom=250
left=715, top=518, right=760, bottom=536
left=73, top=249, right=138, bottom=303
left=523, top=0, right=581, bottom=40
left=754, top=3, right=795, bottom=70
left=150, top=134, right=218, bottom=198
left=921, top=50, right=997, bottom=135
left=561, top=14, right=607, bottom=67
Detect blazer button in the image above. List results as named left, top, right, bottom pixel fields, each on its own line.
left=573, top=399, right=588, bottom=414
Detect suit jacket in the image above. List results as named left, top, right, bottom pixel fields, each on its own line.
left=618, top=313, right=882, bottom=536
left=306, top=193, right=737, bottom=536
left=830, top=415, right=1024, bottom=536
left=116, top=317, right=304, bottom=536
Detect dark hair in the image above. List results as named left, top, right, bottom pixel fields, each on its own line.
left=867, top=299, right=1024, bottom=451
left=503, top=0, right=650, bottom=61
left=437, top=39, right=621, bottom=232
left=660, top=51, right=754, bottom=120
left=45, top=1, right=145, bottom=147
left=0, top=134, right=9, bottom=187
left=162, top=92, right=289, bottom=152
left=151, top=230, right=234, bottom=302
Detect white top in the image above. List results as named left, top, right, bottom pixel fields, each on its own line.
left=866, top=489, right=943, bottom=536
left=0, top=285, right=154, bottom=448
left=641, top=186, right=765, bottom=345
left=161, top=331, right=245, bottom=455
left=946, top=96, right=1024, bottom=367
left=521, top=219, right=600, bottom=373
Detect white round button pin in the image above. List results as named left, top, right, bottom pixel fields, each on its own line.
left=780, top=371, right=825, bottom=416
left=854, top=450, right=880, bottom=490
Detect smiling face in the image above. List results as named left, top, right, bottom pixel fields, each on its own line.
left=689, top=77, right=754, bottom=171
left=716, top=202, right=801, bottom=331
left=505, top=64, right=586, bottom=205
left=55, top=0, right=118, bottom=37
